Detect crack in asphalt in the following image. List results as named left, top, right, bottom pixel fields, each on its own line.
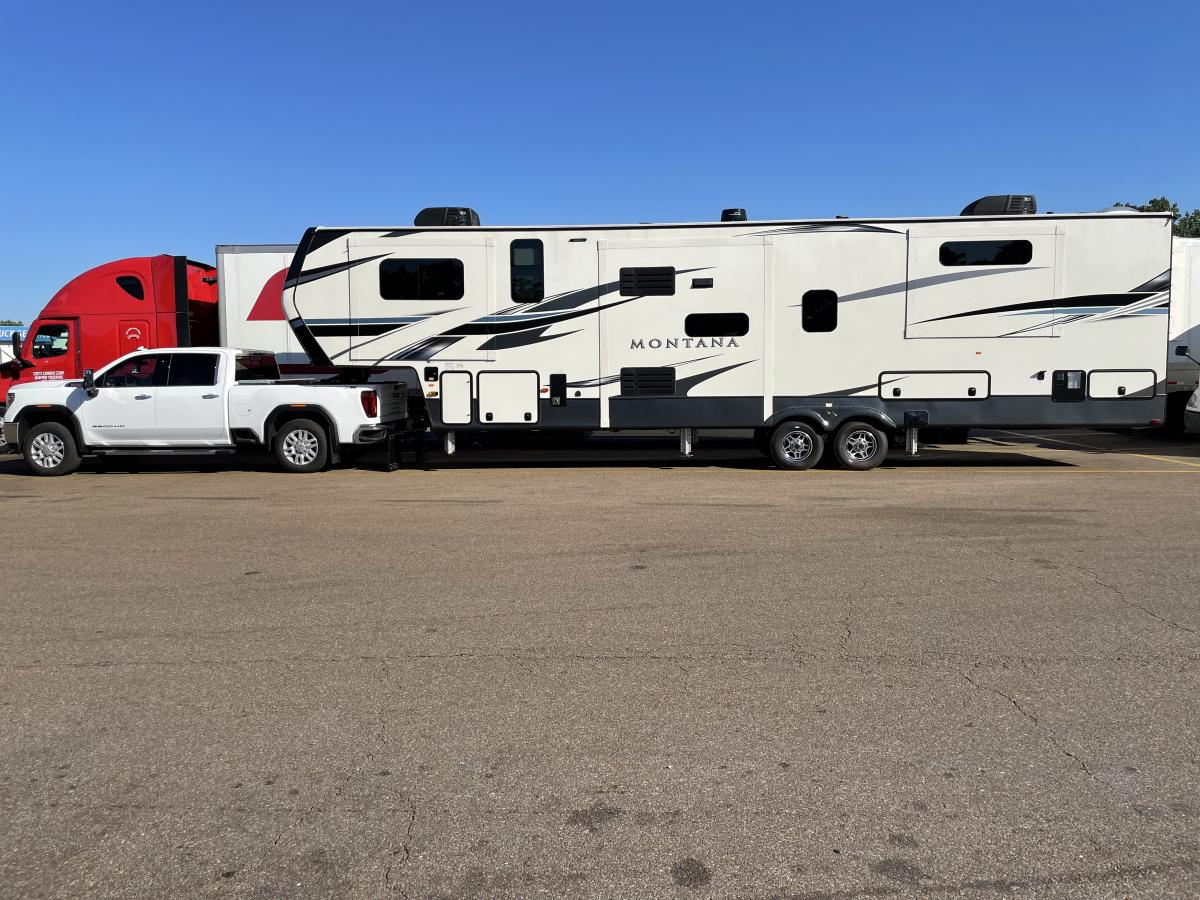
left=384, top=796, right=417, bottom=897
left=955, top=665, right=1095, bottom=779
left=1071, top=564, right=1197, bottom=636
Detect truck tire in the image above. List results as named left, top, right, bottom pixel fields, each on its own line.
left=832, top=420, right=889, bottom=470
left=768, top=421, right=824, bottom=470
left=22, top=421, right=82, bottom=476
left=274, top=418, right=329, bottom=473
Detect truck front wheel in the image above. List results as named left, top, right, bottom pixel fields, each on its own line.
left=274, top=418, right=329, bottom=473
left=22, top=421, right=82, bottom=476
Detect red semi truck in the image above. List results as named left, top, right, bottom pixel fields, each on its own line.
left=2, top=247, right=303, bottom=413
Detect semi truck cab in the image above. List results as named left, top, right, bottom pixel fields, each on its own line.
left=0, top=256, right=218, bottom=408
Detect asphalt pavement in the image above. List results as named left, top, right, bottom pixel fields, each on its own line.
left=1, top=430, right=1198, bottom=898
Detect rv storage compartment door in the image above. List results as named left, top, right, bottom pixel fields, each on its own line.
left=881, top=371, right=990, bottom=400
left=478, top=371, right=539, bottom=424
left=440, top=371, right=472, bottom=425
left=1087, top=370, right=1156, bottom=399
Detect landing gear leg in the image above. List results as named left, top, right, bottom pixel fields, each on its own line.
left=680, top=427, right=695, bottom=458
left=444, top=431, right=456, bottom=456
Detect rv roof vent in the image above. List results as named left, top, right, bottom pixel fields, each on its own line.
left=960, top=195, right=1037, bottom=217
left=721, top=208, right=747, bottom=222
left=414, top=207, right=481, bottom=227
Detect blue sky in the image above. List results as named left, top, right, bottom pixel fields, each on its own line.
left=1, top=0, right=1197, bottom=323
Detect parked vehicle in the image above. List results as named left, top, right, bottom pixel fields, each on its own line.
left=1185, top=385, right=1200, bottom=435
left=282, top=197, right=1173, bottom=470
left=0, top=247, right=303, bottom=415
left=2, top=347, right=406, bottom=475
left=1167, top=237, right=1200, bottom=428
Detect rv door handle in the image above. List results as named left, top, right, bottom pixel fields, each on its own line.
left=202, top=393, right=219, bottom=399
left=135, top=394, right=152, bottom=400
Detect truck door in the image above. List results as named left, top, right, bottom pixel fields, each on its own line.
left=26, top=318, right=80, bottom=382
left=76, top=352, right=167, bottom=444
left=118, top=320, right=150, bottom=355
left=154, top=352, right=227, bottom=444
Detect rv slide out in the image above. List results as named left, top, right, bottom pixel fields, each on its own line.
left=281, top=197, right=1174, bottom=470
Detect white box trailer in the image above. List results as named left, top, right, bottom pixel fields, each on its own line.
left=215, top=245, right=309, bottom=372
left=281, top=198, right=1174, bottom=469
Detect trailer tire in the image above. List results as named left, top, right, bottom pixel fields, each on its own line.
left=274, top=418, right=329, bottom=473
left=833, top=420, right=888, bottom=470
left=22, top=421, right=81, bottom=476
left=768, top=421, right=824, bottom=470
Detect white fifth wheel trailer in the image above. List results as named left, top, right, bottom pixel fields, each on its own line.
left=281, top=197, right=1174, bottom=470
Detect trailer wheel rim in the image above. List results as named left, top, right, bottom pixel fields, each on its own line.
left=844, top=429, right=878, bottom=462
left=781, top=429, right=813, bottom=462
left=282, top=429, right=319, bottom=466
left=30, top=433, right=66, bottom=468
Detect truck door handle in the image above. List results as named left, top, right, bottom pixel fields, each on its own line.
left=135, top=394, right=152, bottom=400
left=202, top=393, right=219, bottom=399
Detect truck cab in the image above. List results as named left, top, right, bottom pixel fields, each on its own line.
left=0, top=256, right=218, bottom=407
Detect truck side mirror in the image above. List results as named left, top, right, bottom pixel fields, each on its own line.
left=10, top=331, right=20, bottom=359
left=82, top=369, right=98, bottom=397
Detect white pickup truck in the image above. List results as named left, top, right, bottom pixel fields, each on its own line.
left=2, top=347, right=408, bottom=475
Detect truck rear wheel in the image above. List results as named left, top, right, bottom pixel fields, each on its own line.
left=22, top=421, right=81, bottom=476
left=274, top=418, right=329, bottom=473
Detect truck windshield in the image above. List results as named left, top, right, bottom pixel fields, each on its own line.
left=235, top=353, right=280, bottom=381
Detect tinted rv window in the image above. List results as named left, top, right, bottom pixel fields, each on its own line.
left=939, top=240, right=1033, bottom=266
left=166, top=353, right=219, bottom=387
left=802, top=290, right=838, bottom=332
left=510, top=239, right=544, bottom=302
left=620, top=267, right=676, bottom=296
left=116, top=276, right=145, bottom=300
left=685, top=313, right=749, bottom=337
left=379, top=259, right=465, bottom=300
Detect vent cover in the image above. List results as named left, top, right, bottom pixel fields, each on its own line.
left=959, top=195, right=1037, bottom=216
left=619, top=266, right=676, bottom=296
left=413, top=207, right=481, bottom=227
left=620, top=367, right=676, bottom=396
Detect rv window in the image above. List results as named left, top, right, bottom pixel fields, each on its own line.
left=620, top=267, right=676, bottom=296
left=116, top=275, right=145, bottom=300
left=379, top=259, right=465, bottom=300
left=801, top=290, right=838, bottom=332
left=939, top=240, right=1033, bottom=266
left=685, top=313, right=749, bottom=337
left=510, top=239, right=544, bottom=302
left=30, top=323, right=70, bottom=359
left=166, top=353, right=220, bottom=387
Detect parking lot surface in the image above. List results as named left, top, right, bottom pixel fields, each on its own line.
left=1, top=430, right=1199, bottom=899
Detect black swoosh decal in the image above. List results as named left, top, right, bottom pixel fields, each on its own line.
left=478, top=326, right=582, bottom=351
left=912, top=292, right=1155, bottom=326
left=676, top=361, right=754, bottom=395
left=284, top=254, right=388, bottom=289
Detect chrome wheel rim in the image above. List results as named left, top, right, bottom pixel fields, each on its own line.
left=844, top=429, right=878, bottom=462
left=30, top=433, right=66, bottom=469
left=781, top=429, right=813, bottom=462
left=282, top=429, right=319, bottom=466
